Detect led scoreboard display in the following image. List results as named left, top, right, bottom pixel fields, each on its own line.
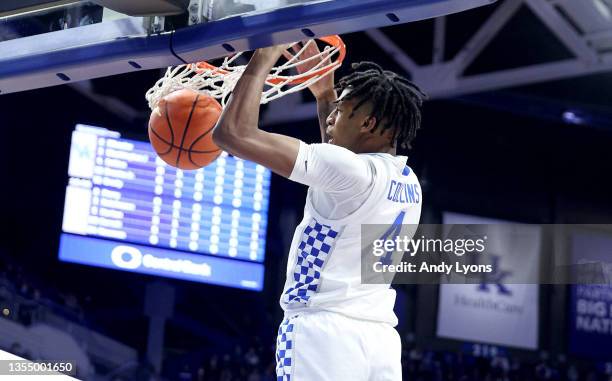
left=59, top=125, right=270, bottom=290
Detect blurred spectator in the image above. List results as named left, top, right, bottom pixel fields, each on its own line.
left=21, top=350, right=33, bottom=361
left=196, top=366, right=205, bottom=381
left=176, top=334, right=612, bottom=381
left=245, top=346, right=260, bottom=367
left=247, top=369, right=261, bottom=381
left=2, top=255, right=611, bottom=381
left=206, top=354, right=220, bottom=380
left=178, top=364, right=193, bottom=381
left=568, top=365, right=580, bottom=381
left=135, top=361, right=157, bottom=381
left=19, top=282, right=31, bottom=298
left=9, top=342, right=23, bottom=357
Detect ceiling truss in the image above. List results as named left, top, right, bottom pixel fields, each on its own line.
left=265, top=0, right=612, bottom=124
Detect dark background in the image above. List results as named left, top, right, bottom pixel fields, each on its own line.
left=1, top=1, right=612, bottom=379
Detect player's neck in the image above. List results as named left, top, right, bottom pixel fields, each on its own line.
left=371, top=144, right=396, bottom=155
left=354, top=146, right=396, bottom=155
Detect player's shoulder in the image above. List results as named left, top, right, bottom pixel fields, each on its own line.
left=311, top=143, right=373, bottom=169
left=311, top=142, right=362, bottom=158
left=360, top=152, right=410, bottom=175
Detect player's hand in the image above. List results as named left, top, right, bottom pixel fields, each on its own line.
left=255, top=43, right=292, bottom=62
left=249, top=43, right=293, bottom=75
left=283, top=40, right=335, bottom=100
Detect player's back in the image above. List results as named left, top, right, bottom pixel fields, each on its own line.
left=280, top=143, right=422, bottom=325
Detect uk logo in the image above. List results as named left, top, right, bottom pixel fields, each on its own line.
left=477, top=255, right=512, bottom=296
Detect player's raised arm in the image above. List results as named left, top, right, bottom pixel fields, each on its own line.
left=213, top=42, right=372, bottom=194
left=212, top=45, right=300, bottom=178
left=284, top=42, right=337, bottom=143
left=315, top=90, right=337, bottom=143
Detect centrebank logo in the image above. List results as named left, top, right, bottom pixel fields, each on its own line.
left=111, top=245, right=142, bottom=269
left=110, top=245, right=212, bottom=277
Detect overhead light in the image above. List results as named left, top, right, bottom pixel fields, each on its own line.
left=562, top=110, right=585, bottom=125
left=593, top=0, right=611, bottom=20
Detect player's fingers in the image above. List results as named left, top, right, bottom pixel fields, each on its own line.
left=304, top=44, right=323, bottom=61
left=282, top=50, right=295, bottom=61
left=300, top=39, right=314, bottom=52
left=290, top=42, right=303, bottom=55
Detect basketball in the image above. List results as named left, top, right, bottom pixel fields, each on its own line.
left=148, top=89, right=223, bottom=170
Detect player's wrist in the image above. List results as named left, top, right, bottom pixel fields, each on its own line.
left=315, top=88, right=337, bottom=102
left=248, top=50, right=282, bottom=74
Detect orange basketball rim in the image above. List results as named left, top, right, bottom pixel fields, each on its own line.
left=194, top=35, right=346, bottom=85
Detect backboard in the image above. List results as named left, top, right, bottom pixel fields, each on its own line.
left=0, top=0, right=497, bottom=95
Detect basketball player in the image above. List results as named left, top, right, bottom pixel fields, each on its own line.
left=212, top=41, right=426, bottom=380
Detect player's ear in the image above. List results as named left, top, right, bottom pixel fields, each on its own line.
left=361, top=115, right=377, bottom=132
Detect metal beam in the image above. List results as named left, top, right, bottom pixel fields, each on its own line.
left=585, top=29, right=612, bottom=44
left=450, top=0, right=524, bottom=75
left=266, top=52, right=612, bottom=125
left=433, top=16, right=446, bottom=64
left=0, top=0, right=498, bottom=95
left=366, top=0, right=612, bottom=99
left=420, top=55, right=612, bottom=98
left=524, top=0, right=599, bottom=63
left=364, top=28, right=419, bottom=74
left=265, top=0, right=612, bottom=126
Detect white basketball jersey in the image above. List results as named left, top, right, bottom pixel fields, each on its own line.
left=281, top=148, right=422, bottom=325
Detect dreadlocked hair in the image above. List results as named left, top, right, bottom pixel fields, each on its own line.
left=335, top=61, right=427, bottom=149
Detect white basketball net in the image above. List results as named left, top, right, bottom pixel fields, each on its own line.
left=145, top=40, right=343, bottom=110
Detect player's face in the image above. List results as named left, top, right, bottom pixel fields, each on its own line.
left=325, top=89, right=373, bottom=150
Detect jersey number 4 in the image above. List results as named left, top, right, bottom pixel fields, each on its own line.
left=378, top=211, right=406, bottom=266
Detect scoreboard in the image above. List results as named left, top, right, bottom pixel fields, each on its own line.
left=59, top=124, right=270, bottom=290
